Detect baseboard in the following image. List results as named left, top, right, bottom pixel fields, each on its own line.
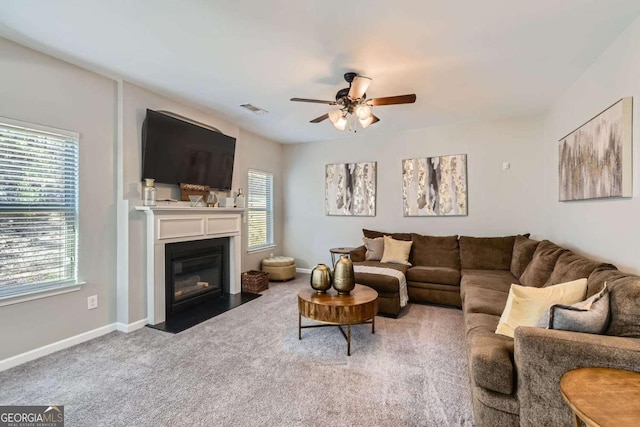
left=296, top=268, right=312, bottom=274
left=0, top=323, right=117, bottom=372
left=116, top=318, right=148, bottom=333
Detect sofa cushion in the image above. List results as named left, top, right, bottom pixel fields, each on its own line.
left=469, top=331, right=515, bottom=395
left=410, top=233, right=460, bottom=269
left=460, top=236, right=516, bottom=270
left=588, top=268, right=640, bottom=338
left=362, top=237, right=384, bottom=261
left=495, top=279, right=587, bottom=338
left=519, top=240, right=567, bottom=287
left=406, top=266, right=460, bottom=286
left=460, top=269, right=519, bottom=301
left=544, top=251, right=614, bottom=287
left=363, top=228, right=412, bottom=241
left=510, top=235, right=540, bottom=278
left=353, top=261, right=408, bottom=293
left=380, top=235, right=412, bottom=265
left=463, top=287, right=509, bottom=317
left=464, top=312, right=515, bottom=395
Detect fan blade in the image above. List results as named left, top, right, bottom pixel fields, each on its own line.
left=310, top=113, right=329, bottom=123
left=371, top=114, right=380, bottom=124
left=291, top=97, right=336, bottom=105
left=348, top=76, right=372, bottom=100
left=369, top=94, right=416, bottom=106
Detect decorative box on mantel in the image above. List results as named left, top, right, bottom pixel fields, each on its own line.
left=135, top=205, right=245, bottom=325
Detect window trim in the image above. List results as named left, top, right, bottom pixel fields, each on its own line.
left=0, top=116, right=81, bottom=301
left=247, top=169, right=274, bottom=252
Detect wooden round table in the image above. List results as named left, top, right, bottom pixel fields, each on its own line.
left=560, top=367, right=640, bottom=427
left=298, top=284, right=378, bottom=356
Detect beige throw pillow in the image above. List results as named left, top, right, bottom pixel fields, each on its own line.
left=495, top=278, right=587, bottom=338
left=380, top=235, right=412, bottom=266
left=363, top=237, right=384, bottom=261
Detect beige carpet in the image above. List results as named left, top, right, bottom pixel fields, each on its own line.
left=0, top=275, right=473, bottom=426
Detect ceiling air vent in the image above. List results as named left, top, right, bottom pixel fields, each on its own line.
left=240, top=104, right=269, bottom=115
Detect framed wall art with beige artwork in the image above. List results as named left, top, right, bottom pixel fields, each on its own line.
left=325, top=162, right=376, bottom=216
left=559, top=97, right=633, bottom=201
left=402, top=154, right=468, bottom=216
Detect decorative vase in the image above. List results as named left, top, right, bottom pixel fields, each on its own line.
left=310, top=264, right=332, bottom=294
left=332, top=256, right=355, bottom=295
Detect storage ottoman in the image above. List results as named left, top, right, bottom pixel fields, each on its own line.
left=261, top=256, right=296, bottom=281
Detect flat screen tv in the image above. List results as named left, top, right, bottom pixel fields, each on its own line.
left=141, top=109, right=236, bottom=190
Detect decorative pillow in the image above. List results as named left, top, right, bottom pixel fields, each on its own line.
left=495, top=278, right=587, bottom=338
left=363, top=237, right=384, bottom=261
left=536, top=284, right=610, bottom=334
left=380, top=235, right=412, bottom=266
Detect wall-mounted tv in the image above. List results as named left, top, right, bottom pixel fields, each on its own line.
left=141, top=109, right=236, bottom=190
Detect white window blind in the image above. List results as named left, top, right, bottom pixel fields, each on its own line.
left=0, top=117, right=79, bottom=299
left=247, top=169, right=273, bottom=250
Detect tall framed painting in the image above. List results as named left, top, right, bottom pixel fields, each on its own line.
left=402, top=154, right=467, bottom=216
left=325, top=162, right=376, bottom=216
left=559, top=97, right=633, bottom=201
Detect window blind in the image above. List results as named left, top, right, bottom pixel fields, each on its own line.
left=0, top=117, right=79, bottom=299
left=247, top=169, right=273, bottom=250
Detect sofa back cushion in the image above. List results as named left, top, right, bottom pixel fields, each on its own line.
left=587, top=268, right=640, bottom=338
left=510, top=235, right=539, bottom=278
left=519, top=240, right=567, bottom=287
left=363, top=228, right=412, bottom=241
left=410, top=233, right=460, bottom=269
left=544, top=251, right=615, bottom=287
left=459, top=236, right=516, bottom=270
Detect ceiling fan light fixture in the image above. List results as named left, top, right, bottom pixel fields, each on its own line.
left=328, top=109, right=343, bottom=124
left=355, top=104, right=372, bottom=120
left=359, top=116, right=374, bottom=128
left=333, top=115, right=347, bottom=130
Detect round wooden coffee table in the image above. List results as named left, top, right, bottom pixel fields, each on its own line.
left=298, top=284, right=378, bottom=356
left=560, top=367, right=640, bottom=427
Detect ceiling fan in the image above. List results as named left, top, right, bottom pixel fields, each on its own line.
left=291, top=72, right=417, bottom=131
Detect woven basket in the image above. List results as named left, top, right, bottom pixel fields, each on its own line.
left=241, top=270, right=269, bottom=293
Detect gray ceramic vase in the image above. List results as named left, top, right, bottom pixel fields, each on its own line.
left=310, top=264, right=332, bottom=293
left=332, top=256, right=355, bottom=295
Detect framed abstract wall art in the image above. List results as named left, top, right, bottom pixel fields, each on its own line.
left=325, top=162, right=376, bottom=216
left=402, top=154, right=467, bottom=216
left=558, top=97, right=633, bottom=201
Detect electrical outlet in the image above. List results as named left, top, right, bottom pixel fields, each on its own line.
left=87, top=295, right=98, bottom=310
left=502, top=161, right=511, bottom=171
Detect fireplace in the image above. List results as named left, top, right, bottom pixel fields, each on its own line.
left=165, top=237, right=229, bottom=319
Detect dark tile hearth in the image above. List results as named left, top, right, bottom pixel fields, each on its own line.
left=147, top=292, right=261, bottom=333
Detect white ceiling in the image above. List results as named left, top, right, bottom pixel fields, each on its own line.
left=1, top=1, right=639, bottom=144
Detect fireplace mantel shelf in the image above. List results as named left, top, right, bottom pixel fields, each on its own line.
left=135, top=205, right=245, bottom=213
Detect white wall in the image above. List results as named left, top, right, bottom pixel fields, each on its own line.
left=542, top=14, right=640, bottom=274
left=0, top=38, right=117, bottom=360
left=122, top=83, right=283, bottom=325
left=283, top=116, right=545, bottom=268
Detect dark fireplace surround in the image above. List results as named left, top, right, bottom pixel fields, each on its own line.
left=164, top=237, right=229, bottom=320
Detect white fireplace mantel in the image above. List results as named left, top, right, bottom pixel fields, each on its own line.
left=135, top=205, right=244, bottom=325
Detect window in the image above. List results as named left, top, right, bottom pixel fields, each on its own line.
left=247, top=169, right=273, bottom=251
left=0, top=117, right=79, bottom=299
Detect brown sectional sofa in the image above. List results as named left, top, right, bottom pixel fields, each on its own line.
left=349, top=230, right=640, bottom=426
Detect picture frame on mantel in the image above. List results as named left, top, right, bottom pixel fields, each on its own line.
left=558, top=97, right=633, bottom=201
left=325, top=162, right=376, bottom=216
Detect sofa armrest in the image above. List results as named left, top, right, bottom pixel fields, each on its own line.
left=350, top=245, right=366, bottom=262
left=515, top=326, right=640, bottom=427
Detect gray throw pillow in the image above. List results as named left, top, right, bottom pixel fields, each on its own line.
left=363, top=237, right=384, bottom=261
left=536, top=283, right=610, bottom=334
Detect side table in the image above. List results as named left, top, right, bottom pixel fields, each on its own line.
left=329, top=247, right=354, bottom=266
left=560, top=367, right=640, bottom=427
